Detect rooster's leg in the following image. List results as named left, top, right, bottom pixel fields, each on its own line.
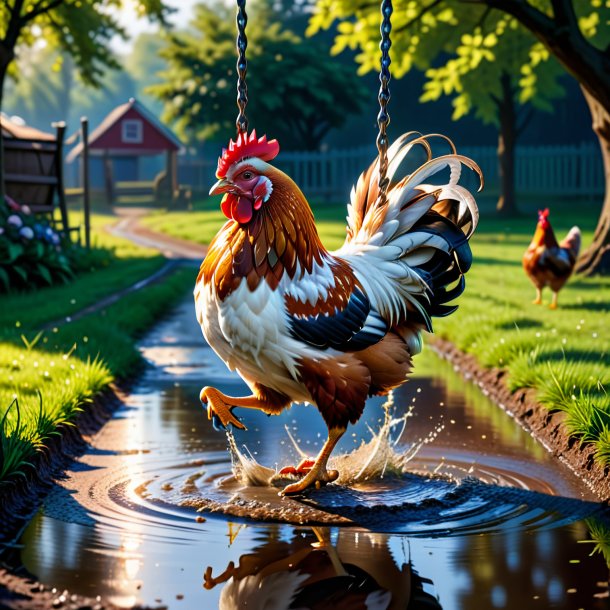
left=533, top=288, right=542, bottom=305
left=280, top=427, right=345, bottom=495
left=550, top=291, right=558, bottom=309
left=200, top=386, right=278, bottom=430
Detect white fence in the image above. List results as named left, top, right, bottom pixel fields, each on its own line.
left=178, top=141, right=604, bottom=201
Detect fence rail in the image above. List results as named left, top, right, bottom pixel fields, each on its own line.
left=178, top=142, right=604, bottom=201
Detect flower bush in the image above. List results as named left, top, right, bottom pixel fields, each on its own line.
left=0, top=195, right=74, bottom=291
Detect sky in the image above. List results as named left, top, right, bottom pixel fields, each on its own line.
left=112, top=0, right=204, bottom=53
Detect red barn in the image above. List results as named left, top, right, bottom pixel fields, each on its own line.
left=67, top=98, right=182, bottom=204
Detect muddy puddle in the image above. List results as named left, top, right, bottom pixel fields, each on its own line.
left=15, top=299, right=610, bottom=609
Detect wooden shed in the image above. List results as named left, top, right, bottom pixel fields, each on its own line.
left=1, top=115, right=70, bottom=233
left=66, top=98, right=182, bottom=204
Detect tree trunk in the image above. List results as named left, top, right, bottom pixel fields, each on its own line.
left=496, top=72, right=519, bottom=217
left=575, top=87, right=610, bottom=276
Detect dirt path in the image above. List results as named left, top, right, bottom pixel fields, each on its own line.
left=109, top=207, right=206, bottom=261
left=41, top=209, right=206, bottom=331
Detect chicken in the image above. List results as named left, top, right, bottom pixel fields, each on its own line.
left=522, top=208, right=581, bottom=309
left=195, top=129, right=481, bottom=494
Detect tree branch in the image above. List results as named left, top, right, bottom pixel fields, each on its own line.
left=19, top=0, right=65, bottom=25
left=2, top=0, right=25, bottom=52
left=0, top=0, right=14, bottom=15
left=475, top=6, right=492, bottom=30
left=394, top=0, right=444, bottom=35
left=462, top=0, right=556, bottom=41
left=550, top=0, right=578, bottom=29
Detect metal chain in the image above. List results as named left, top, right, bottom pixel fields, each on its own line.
left=376, top=0, right=392, bottom=206
left=236, top=0, right=249, bottom=134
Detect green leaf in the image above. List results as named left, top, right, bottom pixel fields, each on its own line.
left=36, top=263, right=53, bottom=285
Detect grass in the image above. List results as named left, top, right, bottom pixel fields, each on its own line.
left=143, top=197, right=610, bottom=466
left=0, top=212, right=194, bottom=484
left=431, top=208, right=610, bottom=466
left=0, top=213, right=166, bottom=330
left=140, top=197, right=349, bottom=248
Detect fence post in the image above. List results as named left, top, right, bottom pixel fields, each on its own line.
left=81, top=117, right=91, bottom=249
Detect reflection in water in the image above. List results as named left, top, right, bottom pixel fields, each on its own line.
left=15, top=299, right=610, bottom=610
left=204, top=525, right=441, bottom=610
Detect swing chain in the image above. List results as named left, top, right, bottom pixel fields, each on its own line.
left=376, top=0, right=392, bottom=206
left=236, top=0, right=249, bottom=134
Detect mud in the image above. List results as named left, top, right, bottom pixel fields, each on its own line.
left=429, top=338, right=610, bottom=502
left=0, top=568, right=165, bottom=610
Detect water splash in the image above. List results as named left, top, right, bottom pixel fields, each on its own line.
left=226, top=393, right=445, bottom=488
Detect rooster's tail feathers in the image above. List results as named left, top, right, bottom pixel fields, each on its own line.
left=561, top=226, right=581, bottom=260
left=338, top=132, right=482, bottom=332
left=346, top=133, right=482, bottom=245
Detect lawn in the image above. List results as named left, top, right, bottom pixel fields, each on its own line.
left=143, top=198, right=610, bottom=466
left=1, top=213, right=194, bottom=483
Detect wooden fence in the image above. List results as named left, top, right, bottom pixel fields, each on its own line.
left=178, top=141, right=604, bottom=201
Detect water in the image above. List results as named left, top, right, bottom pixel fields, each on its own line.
left=16, top=299, right=610, bottom=609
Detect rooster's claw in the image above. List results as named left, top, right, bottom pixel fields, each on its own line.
left=211, top=413, right=225, bottom=431
left=200, top=386, right=247, bottom=431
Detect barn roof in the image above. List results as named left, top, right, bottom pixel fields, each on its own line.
left=66, top=98, right=182, bottom=162
left=1, top=114, right=55, bottom=141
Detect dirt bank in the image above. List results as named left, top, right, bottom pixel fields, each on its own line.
left=429, top=338, right=610, bottom=502
left=0, top=389, right=124, bottom=545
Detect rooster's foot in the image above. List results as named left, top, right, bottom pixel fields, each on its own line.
left=279, top=463, right=339, bottom=496
left=200, top=386, right=246, bottom=431
left=532, top=298, right=542, bottom=305
left=549, top=303, right=558, bottom=310
left=278, top=458, right=316, bottom=476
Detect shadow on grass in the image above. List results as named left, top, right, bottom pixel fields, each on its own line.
left=561, top=300, right=609, bottom=312
left=496, top=317, right=544, bottom=330
left=536, top=348, right=607, bottom=365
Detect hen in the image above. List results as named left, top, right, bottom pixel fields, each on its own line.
left=195, top=130, right=481, bottom=494
left=522, top=208, right=581, bottom=309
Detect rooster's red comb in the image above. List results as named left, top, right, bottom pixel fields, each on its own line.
left=216, top=130, right=280, bottom=178
left=538, top=208, right=550, bottom=219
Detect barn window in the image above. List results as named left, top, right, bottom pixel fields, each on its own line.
left=122, top=119, right=143, bottom=143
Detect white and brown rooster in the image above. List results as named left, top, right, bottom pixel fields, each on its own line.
left=195, top=130, right=481, bottom=494
left=523, top=208, right=581, bottom=309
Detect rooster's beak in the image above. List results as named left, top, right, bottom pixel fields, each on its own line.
left=209, top=178, right=233, bottom=196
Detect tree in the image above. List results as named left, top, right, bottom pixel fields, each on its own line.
left=0, top=0, right=171, bottom=197
left=309, top=1, right=610, bottom=274
left=420, top=26, right=565, bottom=216
left=149, top=2, right=367, bottom=151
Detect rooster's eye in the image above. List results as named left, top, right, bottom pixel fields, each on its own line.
left=242, top=171, right=253, bottom=180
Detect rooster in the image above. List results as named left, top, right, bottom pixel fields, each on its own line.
left=195, top=130, right=481, bottom=495
left=522, top=208, right=581, bottom=309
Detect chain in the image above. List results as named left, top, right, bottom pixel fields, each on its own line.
left=376, top=0, right=392, bottom=206
left=236, top=0, right=249, bottom=134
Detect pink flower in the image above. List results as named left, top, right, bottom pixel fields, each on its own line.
left=5, top=195, right=20, bottom=211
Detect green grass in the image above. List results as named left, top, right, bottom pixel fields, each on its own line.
left=433, top=209, right=610, bottom=466
left=0, top=267, right=194, bottom=484
left=0, top=213, right=166, bottom=330
left=143, top=198, right=610, bottom=466
left=140, top=197, right=349, bottom=248
left=0, top=213, right=194, bottom=484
